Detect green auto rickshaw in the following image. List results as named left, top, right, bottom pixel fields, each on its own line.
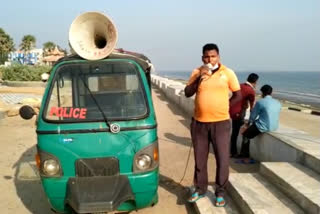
left=19, top=12, right=159, bottom=214
left=20, top=51, right=159, bottom=213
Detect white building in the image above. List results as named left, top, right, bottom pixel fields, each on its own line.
left=7, top=48, right=44, bottom=65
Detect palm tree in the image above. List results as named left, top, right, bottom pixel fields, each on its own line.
left=0, top=28, right=15, bottom=64
left=0, top=29, right=14, bottom=52
left=20, top=35, right=36, bottom=53
left=43, top=41, right=56, bottom=56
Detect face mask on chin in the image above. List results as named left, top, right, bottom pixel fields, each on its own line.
left=205, top=63, right=219, bottom=71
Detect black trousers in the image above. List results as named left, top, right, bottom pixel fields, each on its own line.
left=190, top=118, right=231, bottom=197
left=239, top=123, right=261, bottom=158
left=230, top=118, right=244, bottom=156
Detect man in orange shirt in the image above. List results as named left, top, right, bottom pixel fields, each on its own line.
left=184, top=43, right=241, bottom=206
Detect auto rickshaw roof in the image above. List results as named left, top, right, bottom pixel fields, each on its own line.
left=55, top=49, right=152, bottom=72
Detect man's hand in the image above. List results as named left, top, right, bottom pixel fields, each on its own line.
left=240, top=124, right=248, bottom=135
left=198, top=65, right=212, bottom=80
left=229, top=90, right=242, bottom=106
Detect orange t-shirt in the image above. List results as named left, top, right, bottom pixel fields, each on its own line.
left=187, top=64, right=240, bottom=122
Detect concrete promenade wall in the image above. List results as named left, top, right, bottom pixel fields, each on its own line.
left=151, top=74, right=320, bottom=171
left=152, top=75, right=195, bottom=116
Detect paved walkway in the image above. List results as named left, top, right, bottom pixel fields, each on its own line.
left=0, top=93, right=42, bottom=105
left=279, top=109, right=320, bottom=138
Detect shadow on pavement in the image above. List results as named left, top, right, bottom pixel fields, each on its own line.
left=229, top=158, right=260, bottom=173
left=12, top=145, right=53, bottom=214
left=163, top=132, right=192, bottom=147
left=159, top=174, right=196, bottom=214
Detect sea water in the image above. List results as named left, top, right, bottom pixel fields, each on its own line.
left=155, top=71, right=320, bottom=108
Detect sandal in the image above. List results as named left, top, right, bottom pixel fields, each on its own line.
left=187, top=192, right=205, bottom=203
left=215, top=196, right=226, bottom=207
left=235, top=158, right=256, bottom=164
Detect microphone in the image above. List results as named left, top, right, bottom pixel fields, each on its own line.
left=204, top=63, right=218, bottom=75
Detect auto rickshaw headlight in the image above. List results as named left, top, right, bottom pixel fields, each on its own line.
left=36, top=148, right=63, bottom=177
left=37, top=150, right=63, bottom=177
left=43, top=159, right=60, bottom=176
left=133, top=141, right=159, bottom=173
left=135, top=154, right=152, bottom=170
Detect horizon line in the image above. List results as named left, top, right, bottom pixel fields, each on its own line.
left=156, top=70, right=320, bottom=73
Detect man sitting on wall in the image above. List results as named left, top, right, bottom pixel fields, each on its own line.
left=238, top=84, right=281, bottom=164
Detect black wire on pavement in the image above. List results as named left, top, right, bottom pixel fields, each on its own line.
left=158, top=137, right=193, bottom=185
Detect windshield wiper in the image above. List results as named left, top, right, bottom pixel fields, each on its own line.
left=79, top=74, right=111, bottom=129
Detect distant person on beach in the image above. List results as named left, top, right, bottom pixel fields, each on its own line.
left=184, top=43, right=241, bottom=206
left=238, top=84, right=281, bottom=163
left=229, top=73, right=259, bottom=158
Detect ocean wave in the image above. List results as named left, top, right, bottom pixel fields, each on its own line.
left=274, top=90, right=320, bottom=98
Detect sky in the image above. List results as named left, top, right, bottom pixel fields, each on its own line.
left=0, top=0, right=319, bottom=72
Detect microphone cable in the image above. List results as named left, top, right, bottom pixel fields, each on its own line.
left=158, top=137, right=193, bottom=185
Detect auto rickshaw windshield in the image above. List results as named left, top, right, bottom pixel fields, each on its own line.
left=43, top=61, right=149, bottom=122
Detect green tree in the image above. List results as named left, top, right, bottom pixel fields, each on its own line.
left=0, top=28, right=15, bottom=64
left=20, top=35, right=36, bottom=53
left=43, top=41, right=56, bottom=56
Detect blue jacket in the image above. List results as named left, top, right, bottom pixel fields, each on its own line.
left=249, top=95, right=281, bottom=132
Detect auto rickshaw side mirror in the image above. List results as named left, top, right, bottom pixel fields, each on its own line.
left=19, top=105, right=36, bottom=120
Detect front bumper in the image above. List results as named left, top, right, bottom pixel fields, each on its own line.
left=66, top=175, right=134, bottom=213
left=42, top=169, right=158, bottom=213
